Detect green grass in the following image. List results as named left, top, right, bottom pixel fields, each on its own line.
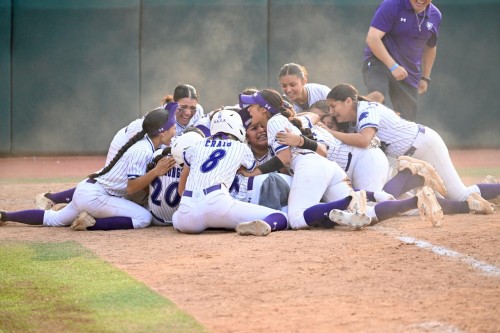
left=455, top=167, right=500, bottom=178
left=0, top=241, right=209, bottom=333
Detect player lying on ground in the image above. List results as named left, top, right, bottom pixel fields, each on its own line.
left=1, top=104, right=179, bottom=230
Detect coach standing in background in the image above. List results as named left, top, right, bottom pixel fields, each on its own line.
left=362, top=0, right=442, bottom=121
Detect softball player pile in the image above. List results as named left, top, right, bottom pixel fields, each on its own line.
left=2, top=79, right=498, bottom=234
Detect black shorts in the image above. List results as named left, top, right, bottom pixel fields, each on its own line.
left=362, top=57, right=419, bottom=121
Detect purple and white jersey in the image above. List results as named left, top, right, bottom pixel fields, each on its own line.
left=292, top=83, right=331, bottom=113
left=97, top=135, right=155, bottom=197
left=148, top=150, right=183, bottom=226
left=364, top=0, right=442, bottom=87
left=175, top=104, right=205, bottom=136
left=267, top=114, right=311, bottom=159
left=106, top=117, right=144, bottom=164
left=184, top=138, right=256, bottom=190
left=356, top=101, right=419, bottom=157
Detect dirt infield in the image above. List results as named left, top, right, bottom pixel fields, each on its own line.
left=1, top=150, right=499, bottom=333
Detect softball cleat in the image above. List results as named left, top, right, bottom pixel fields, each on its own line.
left=0, top=210, right=6, bottom=226
left=328, top=209, right=371, bottom=229
left=70, top=211, right=96, bottom=231
left=481, top=175, right=500, bottom=206
left=34, top=192, right=55, bottom=210
left=236, top=220, right=271, bottom=236
left=466, top=193, right=495, bottom=214
left=348, top=190, right=367, bottom=214
left=397, top=156, right=447, bottom=197
left=416, top=186, right=443, bottom=227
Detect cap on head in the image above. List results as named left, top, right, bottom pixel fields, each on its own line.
left=239, top=92, right=280, bottom=115
left=171, top=131, right=205, bottom=165
left=210, top=109, right=246, bottom=142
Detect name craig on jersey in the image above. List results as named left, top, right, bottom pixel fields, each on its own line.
left=205, top=140, right=232, bottom=148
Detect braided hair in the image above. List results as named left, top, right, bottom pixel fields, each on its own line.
left=89, top=107, right=173, bottom=179
left=259, top=89, right=315, bottom=140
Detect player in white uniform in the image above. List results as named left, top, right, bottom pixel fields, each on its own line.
left=148, top=127, right=206, bottom=226
left=278, top=63, right=331, bottom=113
left=172, top=110, right=288, bottom=236
left=237, top=89, right=454, bottom=228
left=325, top=83, right=498, bottom=210
left=1, top=106, right=179, bottom=230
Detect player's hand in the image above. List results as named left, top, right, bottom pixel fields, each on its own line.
left=418, top=80, right=428, bottom=94
left=276, top=128, right=301, bottom=147
left=153, top=156, right=176, bottom=176
left=238, top=166, right=260, bottom=177
left=391, top=66, right=408, bottom=81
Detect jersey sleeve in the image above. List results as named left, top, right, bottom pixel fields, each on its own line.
left=241, top=144, right=257, bottom=171
left=357, top=102, right=381, bottom=132
left=126, top=149, right=152, bottom=179
left=267, top=115, right=302, bottom=154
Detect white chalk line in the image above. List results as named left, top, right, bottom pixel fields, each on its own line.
left=371, top=225, right=500, bottom=277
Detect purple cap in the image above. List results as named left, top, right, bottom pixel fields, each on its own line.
left=238, top=106, right=252, bottom=129
left=239, top=92, right=280, bottom=115
left=151, top=102, right=178, bottom=135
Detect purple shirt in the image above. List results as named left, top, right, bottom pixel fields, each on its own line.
left=364, top=0, right=442, bottom=88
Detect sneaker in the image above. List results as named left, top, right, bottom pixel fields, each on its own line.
left=348, top=190, right=367, bottom=214
left=34, top=193, right=55, bottom=210
left=467, top=193, right=495, bottom=214
left=397, top=156, right=447, bottom=197
left=328, top=209, right=371, bottom=228
left=70, top=211, right=96, bottom=231
left=236, top=220, right=271, bottom=236
left=416, top=186, right=444, bottom=227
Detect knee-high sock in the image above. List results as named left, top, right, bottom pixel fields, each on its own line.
left=87, top=217, right=134, bottom=231
left=1, top=210, right=44, bottom=225
left=303, top=197, right=351, bottom=226
left=477, top=184, right=500, bottom=200
left=374, top=197, right=418, bottom=222
left=383, top=170, right=424, bottom=198
left=262, top=212, right=288, bottom=231
left=46, top=188, right=76, bottom=204
left=437, top=198, right=469, bottom=214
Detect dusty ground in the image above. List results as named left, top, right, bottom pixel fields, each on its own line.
left=1, top=150, right=499, bottom=333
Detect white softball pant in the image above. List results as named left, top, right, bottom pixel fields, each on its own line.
left=43, top=179, right=152, bottom=228
left=288, top=153, right=352, bottom=229
left=172, top=185, right=284, bottom=234
left=410, top=127, right=478, bottom=201
left=347, top=147, right=390, bottom=192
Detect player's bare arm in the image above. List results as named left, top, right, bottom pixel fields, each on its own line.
left=332, top=127, right=376, bottom=149
left=366, top=27, right=408, bottom=81
left=276, top=129, right=327, bottom=157
left=419, top=45, right=437, bottom=94
left=127, top=156, right=176, bottom=195
left=177, top=166, right=190, bottom=196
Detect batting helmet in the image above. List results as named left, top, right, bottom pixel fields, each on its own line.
left=210, top=110, right=246, bottom=142
left=171, top=131, right=205, bottom=165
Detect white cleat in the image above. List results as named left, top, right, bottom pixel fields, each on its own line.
left=481, top=175, right=500, bottom=206
left=398, top=156, right=447, bottom=197
left=34, top=192, right=55, bottom=210
left=348, top=190, right=367, bottom=214
left=416, top=186, right=444, bottom=227
left=467, top=193, right=495, bottom=214
left=70, top=211, right=96, bottom=231
left=328, top=209, right=371, bottom=229
left=236, top=220, right=271, bottom=236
